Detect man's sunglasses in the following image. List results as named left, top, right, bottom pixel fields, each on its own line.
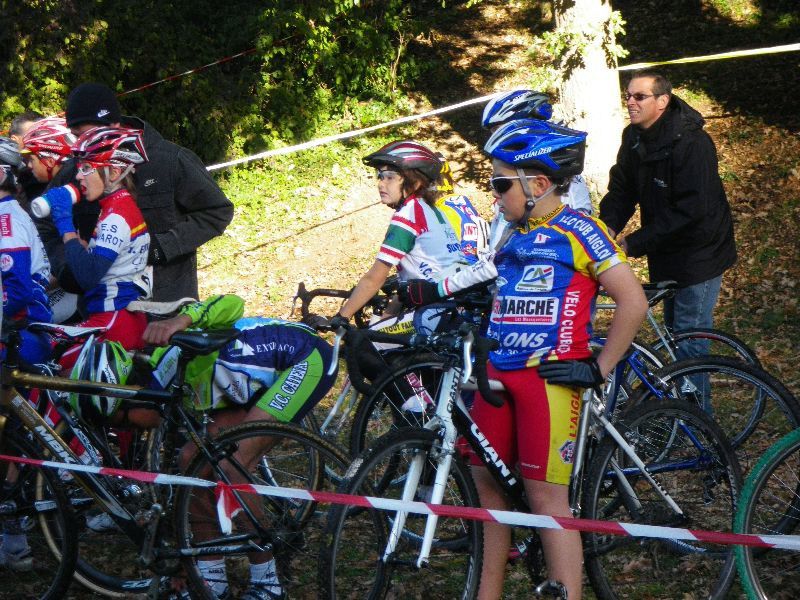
left=623, top=92, right=658, bottom=102
left=490, top=175, right=539, bottom=194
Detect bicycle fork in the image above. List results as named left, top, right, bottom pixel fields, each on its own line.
left=383, top=369, right=459, bottom=568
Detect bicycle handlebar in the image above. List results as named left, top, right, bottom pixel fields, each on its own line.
left=327, top=322, right=504, bottom=407
left=292, top=276, right=400, bottom=328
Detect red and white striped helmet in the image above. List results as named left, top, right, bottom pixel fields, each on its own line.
left=71, top=126, right=148, bottom=168
left=21, top=117, right=76, bottom=164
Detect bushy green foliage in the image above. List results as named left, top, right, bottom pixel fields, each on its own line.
left=0, top=0, right=425, bottom=162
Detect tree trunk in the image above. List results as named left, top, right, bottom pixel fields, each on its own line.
left=553, top=0, right=625, bottom=198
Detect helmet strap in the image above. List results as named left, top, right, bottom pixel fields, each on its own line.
left=516, top=168, right=557, bottom=232
left=102, top=165, right=133, bottom=194
left=42, top=156, right=56, bottom=182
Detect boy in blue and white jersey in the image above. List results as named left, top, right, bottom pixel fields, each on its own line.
left=0, top=151, right=52, bottom=364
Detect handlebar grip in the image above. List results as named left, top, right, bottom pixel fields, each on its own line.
left=342, top=329, right=375, bottom=396
left=302, top=313, right=331, bottom=331
left=473, top=336, right=503, bottom=408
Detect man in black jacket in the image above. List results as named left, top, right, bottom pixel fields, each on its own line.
left=599, top=70, right=736, bottom=361
left=44, top=82, right=234, bottom=303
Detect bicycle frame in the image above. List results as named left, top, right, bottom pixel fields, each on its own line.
left=0, top=368, right=168, bottom=545
left=598, top=295, right=678, bottom=354
left=385, top=358, right=703, bottom=569
left=0, top=348, right=289, bottom=567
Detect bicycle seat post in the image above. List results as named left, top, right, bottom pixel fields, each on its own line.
left=0, top=323, right=26, bottom=376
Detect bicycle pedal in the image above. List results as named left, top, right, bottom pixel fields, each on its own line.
left=534, top=579, right=568, bottom=599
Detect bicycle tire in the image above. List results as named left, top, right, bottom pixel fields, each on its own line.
left=651, top=327, right=760, bottom=367
left=57, top=421, right=172, bottom=597
left=349, top=357, right=447, bottom=456
left=319, top=428, right=482, bottom=600
left=174, top=420, right=350, bottom=599
left=582, top=399, right=741, bottom=600
left=627, top=356, right=800, bottom=473
left=2, top=428, right=79, bottom=600
left=734, top=428, right=800, bottom=600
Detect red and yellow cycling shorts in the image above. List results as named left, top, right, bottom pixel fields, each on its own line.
left=467, top=362, right=582, bottom=485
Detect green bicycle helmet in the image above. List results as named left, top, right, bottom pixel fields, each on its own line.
left=69, top=338, right=132, bottom=424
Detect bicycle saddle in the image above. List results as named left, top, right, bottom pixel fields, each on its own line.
left=169, top=328, right=241, bottom=356
left=641, top=280, right=678, bottom=306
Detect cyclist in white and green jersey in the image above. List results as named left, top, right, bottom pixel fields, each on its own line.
left=338, top=139, right=482, bottom=320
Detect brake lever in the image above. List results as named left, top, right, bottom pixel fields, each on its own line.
left=327, top=326, right=347, bottom=376
left=461, top=329, right=475, bottom=385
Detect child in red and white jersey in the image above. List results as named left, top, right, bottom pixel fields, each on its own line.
left=39, top=126, right=151, bottom=369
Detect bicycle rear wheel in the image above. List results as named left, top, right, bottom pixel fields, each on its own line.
left=582, top=399, right=741, bottom=600
left=319, top=428, right=482, bottom=600
left=2, top=428, right=78, bottom=599
left=628, top=357, right=800, bottom=474
left=175, top=421, right=349, bottom=599
left=62, top=421, right=172, bottom=597
left=735, top=428, right=800, bottom=600
left=652, top=327, right=760, bottom=366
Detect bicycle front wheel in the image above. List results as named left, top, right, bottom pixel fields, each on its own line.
left=735, top=428, right=800, bottom=600
left=319, top=428, right=482, bottom=600
left=350, top=358, right=447, bottom=456
left=2, top=428, right=78, bottom=600
left=174, top=420, right=350, bottom=599
left=582, top=399, right=741, bottom=600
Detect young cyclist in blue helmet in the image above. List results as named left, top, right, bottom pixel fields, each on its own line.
left=482, top=90, right=594, bottom=248
left=407, top=119, right=647, bottom=598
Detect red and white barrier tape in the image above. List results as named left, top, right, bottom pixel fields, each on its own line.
left=2, top=453, right=798, bottom=551
left=117, top=48, right=259, bottom=98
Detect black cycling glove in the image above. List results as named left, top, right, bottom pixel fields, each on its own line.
left=329, top=314, right=350, bottom=330
left=537, top=358, right=604, bottom=388
left=399, top=279, right=441, bottom=307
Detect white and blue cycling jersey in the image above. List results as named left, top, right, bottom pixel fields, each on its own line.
left=0, top=194, right=52, bottom=323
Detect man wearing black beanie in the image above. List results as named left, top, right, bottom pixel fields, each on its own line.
left=44, top=82, right=233, bottom=303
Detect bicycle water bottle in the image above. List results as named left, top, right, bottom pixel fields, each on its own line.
left=400, top=372, right=434, bottom=413
left=30, top=183, right=80, bottom=218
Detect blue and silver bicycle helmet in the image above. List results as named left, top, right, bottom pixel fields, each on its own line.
left=483, top=119, right=587, bottom=178
left=482, top=90, right=553, bottom=129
